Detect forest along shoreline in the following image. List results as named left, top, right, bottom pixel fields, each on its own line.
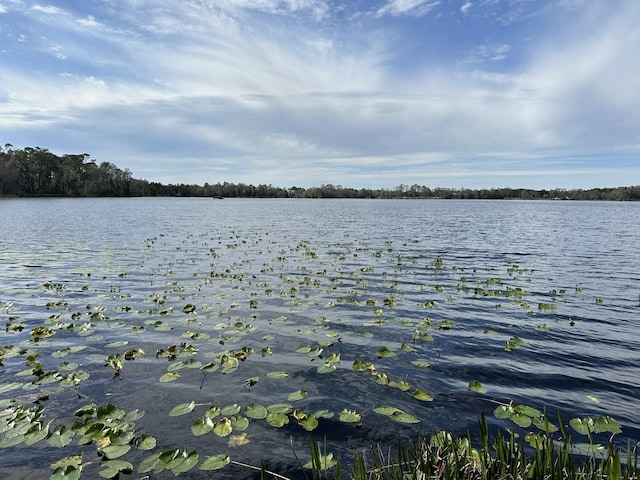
left=1, top=144, right=640, bottom=199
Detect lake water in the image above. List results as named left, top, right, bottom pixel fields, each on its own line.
left=1, top=198, right=639, bottom=478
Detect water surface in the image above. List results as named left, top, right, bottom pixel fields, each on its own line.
left=1, top=198, right=639, bottom=478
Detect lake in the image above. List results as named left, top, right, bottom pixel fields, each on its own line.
left=1, top=197, right=639, bottom=479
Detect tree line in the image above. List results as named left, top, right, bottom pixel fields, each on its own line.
left=1, top=144, right=639, bottom=200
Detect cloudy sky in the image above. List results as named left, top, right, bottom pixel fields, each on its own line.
left=1, top=0, right=639, bottom=189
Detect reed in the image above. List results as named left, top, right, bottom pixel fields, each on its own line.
left=289, top=413, right=639, bottom=480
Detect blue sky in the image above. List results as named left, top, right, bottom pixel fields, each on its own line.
left=1, top=0, right=639, bottom=189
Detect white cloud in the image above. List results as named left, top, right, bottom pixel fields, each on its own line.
left=213, top=0, right=330, bottom=20
left=462, top=44, right=510, bottom=63
left=77, top=15, right=99, bottom=27
left=376, top=0, right=440, bottom=17
left=30, top=4, right=63, bottom=15
left=0, top=5, right=8, bottom=14
left=1, top=0, right=639, bottom=189
left=460, top=2, right=473, bottom=15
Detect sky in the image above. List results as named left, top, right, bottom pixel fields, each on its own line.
left=1, top=0, right=639, bottom=189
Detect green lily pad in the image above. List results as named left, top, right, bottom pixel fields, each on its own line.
left=200, top=362, right=220, bottom=373
left=339, top=409, right=361, bottom=423
left=352, top=360, right=371, bottom=371
left=515, top=405, right=541, bottom=418
left=294, top=410, right=319, bottom=431
left=303, top=452, right=337, bottom=470
left=159, top=372, right=180, bottom=382
left=317, top=363, right=337, bottom=374
left=168, top=359, right=202, bottom=371
left=510, top=412, right=532, bottom=428
left=267, top=403, right=293, bottom=414
left=50, top=455, right=83, bottom=480
left=593, top=416, right=622, bottom=434
left=570, top=417, right=594, bottom=435
left=220, top=404, right=241, bottom=416
left=391, top=411, right=420, bottom=424
left=493, top=404, right=513, bottom=419
left=135, top=434, right=156, bottom=450
left=191, top=416, right=214, bottom=436
left=47, top=426, right=75, bottom=447
left=288, top=390, right=309, bottom=401
left=98, top=460, right=133, bottom=479
left=412, top=389, right=433, bottom=401
left=171, top=450, right=199, bottom=475
left=266, top=412, right=289, bottom=428
left=199, top=454, right=230, bottom=471
left=0, top=382, right=22, bottom=394
left=181, top=304, right=196, bottom=314
left=532, top=416, right=558, bottom=433
left=50, top=464, right=81, bottom=480
left=213, top=418, right=233, bottom=437
left=266, top=370, right=289, bottom=379
left=230, top=415, right=249, bottom=431
left=373, top=406, right=399, bottom=416
left=169, top=401, right=196, bottom=417
left=468, top=380, right=487, bottom=394
left=244, top=404, right=268, bottom=420
left=394, top=380, right=411, bottom=391
left=137, top=452, right=163, bottom=474
left=99, top=444, right=131, bottom=459
left=24, top=421, right=52, bottom=446
left=325, top=352, right=341, bottom=363
left=377, top=346, right=396, bottom=358
left=313, top=409, right=334, bottom=419
left=0, top=435, right=24, bottom=448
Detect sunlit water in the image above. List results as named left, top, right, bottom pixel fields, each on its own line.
left=1, top=198, right=639, bottom=478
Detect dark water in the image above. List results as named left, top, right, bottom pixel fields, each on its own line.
left=1, top=198, right=639, bottom=478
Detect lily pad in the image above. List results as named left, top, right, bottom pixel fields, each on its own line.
left=171, top=450, right=199, bottom=475
left=230, top=415, right=249, bottom=431
left=134, top=434, right=156, bottom=450
left=213, top=418, right=233, bottom=437
left=191, top=416, right=214, bottom=436
left=391, top=411, right=420, bottom=424
left=377, top=346, right=396, bottom=358
left=352, top=360, right=371, bottom=371
left=303, top=452, right=337, bottom=470
left=47, top=426, right=75, bottom=447
left=200, top=454, right=230, bottom=471
left=169, top=401, right=196, bottom=417
left=593, top=416, right=622, bottom=434
left=468, top=380, right=487, bottom=394
left=510, top=412, right=532, bottom=428
left=98, top=460, right=133, bottom=479
left=159, top=372, right=180, bottom=382
left=99, top=444, right=131, bottom=459
left=317, top=363, right=337, bottom=374
left=229, top=433, right=250, bottom=447
left=338, top=409, right=361, bottom=423
left=412, top=389, right=433, bottom=401
left=0, top=382, right=22, bottom=394
left=266, top=412, right=289, bottom=428
left=220, top=404, right=241, bottom=416
left=288, top=390, right=309, bottom=401
left=244, top=404, right=268, bottom=420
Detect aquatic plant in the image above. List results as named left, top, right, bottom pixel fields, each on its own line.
left=1, top=223, right=638, bottom=479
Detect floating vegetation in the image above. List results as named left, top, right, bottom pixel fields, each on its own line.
left=0, top=209, right=637, bottom=479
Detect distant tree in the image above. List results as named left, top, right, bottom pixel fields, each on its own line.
left=2, top=144, right=639, bottom=200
